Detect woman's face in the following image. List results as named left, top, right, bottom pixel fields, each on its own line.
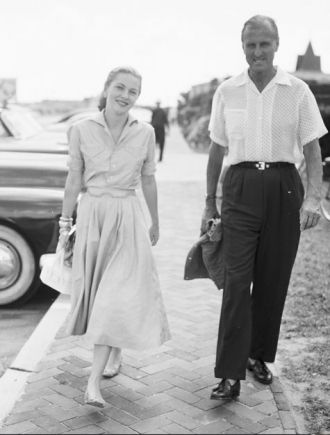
left=104, top=73, right=141, bottom=114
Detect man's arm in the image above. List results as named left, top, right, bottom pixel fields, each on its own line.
left=300, top=139, right=323, bottom=230
left=200, top=141, right=226, bottom=233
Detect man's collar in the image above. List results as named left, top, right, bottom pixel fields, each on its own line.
left=273, top=67, right=292, bottom=86
left=90, top=110, right=138, bottom=127
left=234, top=70, right=249, bottom=86
left=233, top=67, right=292, bottom=87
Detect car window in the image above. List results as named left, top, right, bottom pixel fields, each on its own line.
left=0, top=119, right=10, bottom=137
left=0, top=109, right=43, bottom=139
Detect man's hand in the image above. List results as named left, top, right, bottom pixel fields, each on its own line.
left=200, top=202, right=220, bottom=235
left=201, top=142, right=225, bottom=234
left=300, top=196, right=321, bottom=231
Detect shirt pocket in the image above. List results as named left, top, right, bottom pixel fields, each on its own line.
left=225, top=109, right=246, bottom=138
left=124, top=143, right=146, bottom=163
left=81, top=142, right=106, bottom=159
left=81, top=144, right=109, bottom=172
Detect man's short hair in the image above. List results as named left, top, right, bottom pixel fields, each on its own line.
left=241, top=15, right=279, bottom=42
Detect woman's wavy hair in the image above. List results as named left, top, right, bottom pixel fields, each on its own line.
left=98, top=66, right=142, bottom=111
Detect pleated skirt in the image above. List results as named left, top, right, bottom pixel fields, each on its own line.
left=66, top=190, right=171, bottom=350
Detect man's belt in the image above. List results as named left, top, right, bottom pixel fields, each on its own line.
left=233, top=161, right=294, bottom=171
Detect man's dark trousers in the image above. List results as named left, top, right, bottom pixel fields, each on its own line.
left=215, top=163, right=304, bottom=380
left=154, top=125, right=165, bottom=161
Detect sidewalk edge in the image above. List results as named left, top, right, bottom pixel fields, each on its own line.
left=0, top=293, right=70, bottom=426
left=273, top=361, right=308, bottom=434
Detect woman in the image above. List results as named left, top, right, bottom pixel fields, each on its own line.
left=59, top=66, right=170, bottom=407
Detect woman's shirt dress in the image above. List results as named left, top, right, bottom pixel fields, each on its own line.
left=65, top=111, right=170, bottom=350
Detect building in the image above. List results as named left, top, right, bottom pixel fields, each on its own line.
left=293, top=42, right=330, bottom=111
left=296, top=41, right=321, bottom=72
left=293, top=42, right=330, bottom=159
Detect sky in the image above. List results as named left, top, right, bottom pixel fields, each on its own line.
left=1, top=0, right=330, bottom=107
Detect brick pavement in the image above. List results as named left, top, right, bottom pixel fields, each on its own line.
left=0, top=127, right=298, bottom=434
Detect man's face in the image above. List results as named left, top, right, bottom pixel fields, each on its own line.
left=242, top=23, right=279, bottom=74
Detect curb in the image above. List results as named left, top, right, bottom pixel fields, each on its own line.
left=274, top=358, right=309, bottom=434
left=270, top=371, right=302, bottom=434
left=0, top=293, right=70, bottom=426
left=268, top=363, right=300, bottom=432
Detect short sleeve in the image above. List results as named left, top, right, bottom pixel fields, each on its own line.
left=209, top=87, right=228, bottom=147
left=67, top=125, right=84, bottom=171
left=298, top=87, right=328, bottom=146
left=141, top=129, right=157, bottom=176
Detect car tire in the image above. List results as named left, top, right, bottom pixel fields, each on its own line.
left=0, top=224, right=39, bottom=307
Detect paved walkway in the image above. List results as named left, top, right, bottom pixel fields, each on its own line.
left=0, top=127, right=298, bottom=434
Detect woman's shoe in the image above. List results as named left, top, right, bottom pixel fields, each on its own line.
left=84, top=390, right=106, bottom=408
left=103, top=361, right=121, bottom=378
left=103, top=353, right=122, bottom=378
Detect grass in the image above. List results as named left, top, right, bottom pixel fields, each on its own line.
left=278, top=209, right=330, bottom=433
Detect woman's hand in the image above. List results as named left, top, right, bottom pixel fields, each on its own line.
left=56, top=228, right=70, bottom=252
left=149, top=222, right=159, bottom=246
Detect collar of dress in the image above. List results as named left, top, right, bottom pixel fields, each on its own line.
left=90, top=110, right=138, bottom=128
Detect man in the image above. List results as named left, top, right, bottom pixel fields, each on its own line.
left=151, top=100, right=169, bottom=162
left=201, top=15, right=327, bottom=400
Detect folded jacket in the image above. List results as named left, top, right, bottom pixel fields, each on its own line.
left=184, top=219, right=224, bottom=290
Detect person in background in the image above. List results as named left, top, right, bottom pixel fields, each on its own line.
left=151, top=100, right=169, bottom=162
left=59, top=66, right=170, bottom=408
left=201, top=15, right=327, bottom=400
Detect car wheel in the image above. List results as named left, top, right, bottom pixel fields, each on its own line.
left=0, top=225, right=39, bottom=306
left=321, top=198, right=330, bottom=222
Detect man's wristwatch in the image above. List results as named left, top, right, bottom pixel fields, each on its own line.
left=205, top=194, right=216, bottom=200
left=205, top=194, right=222, bottom=203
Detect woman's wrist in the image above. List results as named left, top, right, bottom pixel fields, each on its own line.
left=59, top=216, right=73, bottom=230
left=60, top=215, right=72, bottom=220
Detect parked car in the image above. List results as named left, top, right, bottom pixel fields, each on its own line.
left=0, top=152, right=68, bottom=306
left=0, top=104, right=152, bottom=307
left=0, top=107, right=67, bottom=154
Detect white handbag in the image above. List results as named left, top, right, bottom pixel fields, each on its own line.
left=40, top=226, right=76, bottom=294
left=40, top=247, right=72, bottom=294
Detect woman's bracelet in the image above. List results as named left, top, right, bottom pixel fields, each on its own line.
left=59, top=216, right=73, bottom=229
left=59, top=215, right=72, bottom=221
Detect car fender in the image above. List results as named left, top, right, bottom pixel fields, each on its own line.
left=0, top=187, right=64, bottom=258
left=0, top=152, right=68, bottom=188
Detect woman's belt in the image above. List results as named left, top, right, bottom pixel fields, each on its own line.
left=233, top=161, right=294, bottom=171
left=87, top=188, right=136, bottom=198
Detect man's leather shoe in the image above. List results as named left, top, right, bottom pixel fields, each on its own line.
left=210, top=379, right=240, bottom=400
left=247, top=358, right=273, bottom=385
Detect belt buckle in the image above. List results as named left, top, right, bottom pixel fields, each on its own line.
left=256, top=161, right=266, bottom=170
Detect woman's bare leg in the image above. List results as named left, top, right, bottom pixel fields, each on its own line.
left=103, top=347, right=122, bottom=378
left=86, top=344, right=111, bottom=405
